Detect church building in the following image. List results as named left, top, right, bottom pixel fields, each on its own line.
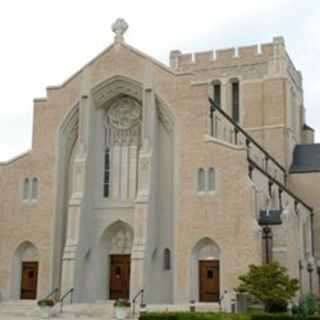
left=0, top=18, right=320, bottom=306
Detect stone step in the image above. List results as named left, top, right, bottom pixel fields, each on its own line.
left=0, top=301, right=137, bottom=319
left=0, top=301, right=40, bottom=317
left=146, top=303, right=220, bottom=312
left=0, top=301, right=219, bottom=319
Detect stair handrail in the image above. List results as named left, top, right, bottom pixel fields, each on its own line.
left=59, top=288, right=74, bottom=314
left=44, top=287, right=59, bottom=300
left=132, top=289, right=144, bottom=315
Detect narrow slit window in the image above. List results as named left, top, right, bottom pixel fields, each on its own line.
left=208, top=167, right=215, bottom=191
left=164, top=248, right=171, bottom=270
left=31, top=177, right=39, bottom=200
left=23, top=178, right=29, bottom=200
left=213, top=83, right=221, bottom=108
left=232, top=81, right=240, bottom=123
left=198, top=168, right=205, bottom=192
left=104, top=147, right=111, bottom=198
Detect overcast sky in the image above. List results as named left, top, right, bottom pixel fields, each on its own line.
left=0, top=0, right=319, bottom=161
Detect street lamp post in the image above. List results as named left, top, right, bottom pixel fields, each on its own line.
left=262, top=226, right=272, bottom=264
left=307, top=263, right=314, bottom=293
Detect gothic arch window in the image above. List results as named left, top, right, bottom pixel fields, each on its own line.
left=31, top=177, right=39, bottom=200
left=103, top=96, right=142, bottom=200
left=23, top=178, right=29, bottom=200
left=164, top=248, right=171, bottom=271
left=198, top=168, right=205, bottom=192
left=208, top=167, right=215, bottom=191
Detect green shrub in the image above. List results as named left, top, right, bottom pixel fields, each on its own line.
left=307, top=317, right=320, bottom=320
left=303, top=294, right=318, bottom=316
left=292, top=293, right=319, bottom=320
left=236, top=263, right=299, bottom=313
left=37, top=298, right=55, bottom=307
left=114, top=298, right=130, bottom=307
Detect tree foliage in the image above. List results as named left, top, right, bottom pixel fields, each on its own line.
left=235, top=262, right=299, bottom=312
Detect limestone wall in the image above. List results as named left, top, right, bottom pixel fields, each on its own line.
left=0, top=34, right=315, bottom=304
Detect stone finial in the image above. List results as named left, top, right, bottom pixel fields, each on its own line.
left=112, top=18, right=128, bottom=42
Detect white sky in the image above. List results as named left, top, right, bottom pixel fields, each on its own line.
left=0, top=0, right=319, bottom=161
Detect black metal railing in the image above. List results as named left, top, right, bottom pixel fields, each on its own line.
left=132, top=289, right=144, bottom=315
left=208, top=97, right=315, bottom=250
left=44, top=287, right=59, bottom=300
left=248, top=158, right=312, bottom=211
left=59, top=288, right=74, bottom=314
left=209, top=97, right=287, bottom=184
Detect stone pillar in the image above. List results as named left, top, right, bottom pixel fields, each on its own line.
left=60, top=95, right=90, bottom=299
left=130, top=146, right=152, bottom=299
left=130, top=65, right=157, bottom=299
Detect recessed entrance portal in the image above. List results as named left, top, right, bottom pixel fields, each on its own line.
left=190, top=238, right=221, bottom=302
left=199, top=260, right=219, bottom=302
left=96, top=221, right=133, bottom=301
left=20, top=261, right=38, bottom=299
left=109, top=255, right=131, bottom=300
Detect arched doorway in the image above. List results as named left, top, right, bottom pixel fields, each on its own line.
left=11, top=241, right=39, bottom=300
left=191, top=238, right=221, bottom=302
left=97, top=221, right=134, bottom=300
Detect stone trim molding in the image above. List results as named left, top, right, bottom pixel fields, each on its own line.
left=0, top=150, right=31, bottom=167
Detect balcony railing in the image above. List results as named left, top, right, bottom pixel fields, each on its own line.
left=208, top=98, right=314, bottom=255
left=209, top=97, right=287, bottom=185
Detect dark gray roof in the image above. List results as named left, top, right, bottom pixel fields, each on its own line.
left=290, top=144, right=320, bottom=173
left=258, top=210, right=282, bottom=226
left=303, top=124, right=314, bottom=131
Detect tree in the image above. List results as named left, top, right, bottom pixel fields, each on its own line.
left=235, top=262, right=299, bottom=313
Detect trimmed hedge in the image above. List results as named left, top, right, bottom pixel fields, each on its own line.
left=249, top=314, right=320, bottom=320
left=139, top=312, right=320, bottom=320
left=140, top=312, right=250, bottom=320
left=251, top=314, right=294, bottom=320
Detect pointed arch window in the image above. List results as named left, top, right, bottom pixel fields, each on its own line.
left=31, top=177, right=39, bottom=200
left=23, top=178, right=29, bottom=200
left=164, top=248, right=171, bottom=271
left=208, top=167, right=215, bottom=191
left=103, top=96, right=142, bottom=200
left=198, top=168, right=205, bottom=192
left=104, top=147, right=111, bottom=198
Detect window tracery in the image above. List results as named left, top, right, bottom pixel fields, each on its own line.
left=103, top=96, right=142, bottom=199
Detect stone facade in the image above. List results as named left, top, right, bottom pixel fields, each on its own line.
left=0, top=19, right=318, bottom=306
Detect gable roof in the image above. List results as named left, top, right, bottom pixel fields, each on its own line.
left=46, top=41, right=175, bottom=91
left=290, top=144, right=320, bottom=173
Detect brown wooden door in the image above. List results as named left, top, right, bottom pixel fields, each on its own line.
left=20, top=262, right=38, bottom=299
left=199, top=260, right=219, bottom=302
left=109, top=255, right=130, bottom=300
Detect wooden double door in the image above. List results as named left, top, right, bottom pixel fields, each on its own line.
left=20, top=262, right=38, bottom=300
left=109, top=255, right=131, bottom=300
left=199, top=260, right=220, bottom=302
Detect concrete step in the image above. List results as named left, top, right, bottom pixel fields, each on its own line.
left=0, top=301, right=219, bottom=319
left=146, top=303, right=220, bottom=313
left=0, top=300, right=40, bottom=317
left=0, top=301, right=138, bottom=319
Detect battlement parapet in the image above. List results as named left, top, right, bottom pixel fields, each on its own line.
left=169, top=37, right=296, bottom=76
